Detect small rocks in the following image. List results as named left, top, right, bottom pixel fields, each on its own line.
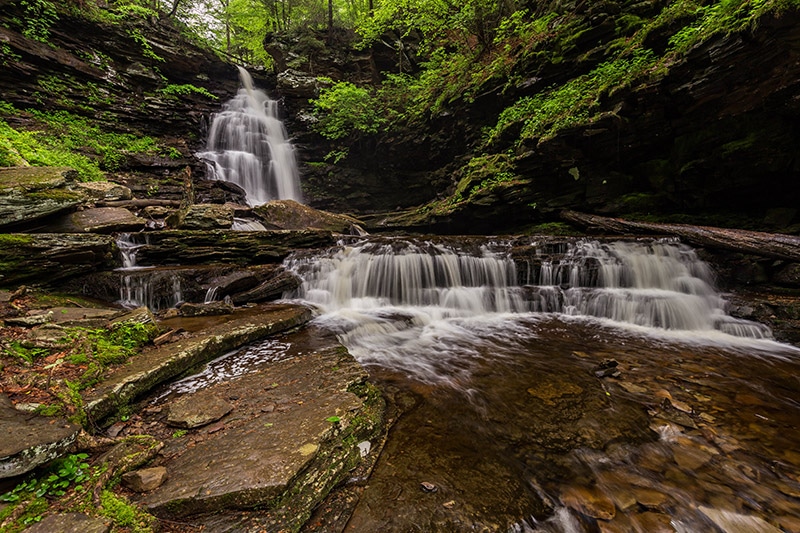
left=420, top=481, right=438, bottom=493
left=166, top=394, right=233, bottom=429
left=594, top=359, right=620, bottom=378
left=122, top=466, right=168, bottom=492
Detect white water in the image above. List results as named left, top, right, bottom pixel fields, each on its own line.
left=116, top=233, right=183, bottom=311
left=285, top=237, right=780, bottom=383
left=198, top=66, right=302, bottom=206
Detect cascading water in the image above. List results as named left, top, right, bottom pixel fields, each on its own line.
left=285, top=237, right=778, bottom=385
left=116, top=233, right=183, bottom=311
left=198, top=66, right=302, bottom=206
left=284, top=237, right=800, bottom=532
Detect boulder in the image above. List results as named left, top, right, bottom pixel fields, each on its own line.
left=277, top=69, right=321, bottom=98
left=0, top=167, right=90, bottom=230
left=208, top=270, right=259, bottom=296
left=253, top=199, right=364, bottom=233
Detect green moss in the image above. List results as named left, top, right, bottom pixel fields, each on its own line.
left=99, top=490, right=155, bottom=532
left=0, top=234, right=34, bottom=246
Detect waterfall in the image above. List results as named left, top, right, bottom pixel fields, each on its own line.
left=198, top=66, right=302, bottom=206
left=285, top=237, right=775, bottom=383
left=287, top=237, right=772, bottom=338
left=116, top=233, right=183, bottom=311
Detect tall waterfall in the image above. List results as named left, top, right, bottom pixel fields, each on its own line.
left=198, top=66, right=302, bottom=206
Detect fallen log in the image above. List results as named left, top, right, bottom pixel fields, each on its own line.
left=561, top=210, right=800, bottom=262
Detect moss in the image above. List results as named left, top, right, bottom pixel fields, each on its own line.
left=0, top=234, right=34, bottom=246
left=99, top=490, right=156, bottom=532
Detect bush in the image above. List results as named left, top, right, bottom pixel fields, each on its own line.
left=310, top=80, right=385, bottom=140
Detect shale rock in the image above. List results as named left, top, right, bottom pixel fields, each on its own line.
left=0, top=233, right=116, bottom=288
left=0, top=167, right=89, bottom=230
left=122, top=467, right=169, bottom=493
left=231, top=270, right=300, bottom=304
left=253, top=199, right=364, bottom=233
left=22, top=513, right=111, bottom=533
left=168, top=203, right=235, bottom=230
left=51, top=207, right=147, bottom=233
left=179, top=300, right=235, bottom=317
left=166, top=395, right=233, bottom=429
left=0, top=394, right=79, bottom=479
left=73, top=181, right=132, bottom=202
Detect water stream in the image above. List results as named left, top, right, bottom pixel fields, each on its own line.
left=282, top=237, right=800, bottom=532
left=198, top=66, right=302, bottom=206
left=116, top=233, right=183, bottom=311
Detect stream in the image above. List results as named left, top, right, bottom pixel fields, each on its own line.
left=278, top=236, right=800, bottom=532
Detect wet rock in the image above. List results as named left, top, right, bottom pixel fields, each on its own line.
left=137, top=337, right=380, bottom=525
left=774, top=263, right=800, bottom=287
left=420, top=481, right=438, bottom=493
left=632, top=487, right=669, bottom=509
left=618, top=381, right=648, bottom=394
left=231, top=270, right=301, bottom=305
left=208, top=271, right=259, bottom=297
left=84, top=304, right=312, bottom=422
left=122, top=466, right=168, bottom=492
left=22, top=512, right=111, bottom=533
left=0, top=167, right=89, bottom=230
left=631, top=511, right=675, bottom=532
left=253, top=199, right=364, bottom=233
left=166, top=394, right=233, bottom=429
left=526, top=380, right=583, bottom=405
left=110, top=306, right=157, bottom=327
left=594, top=359, right=620, bottom=378
left=179, top=300, right=235, bottom=317
left=560, top=486, right=616, bottom=520
left=698, top=506, right=782, bottom=533
left=0, top=394, right=79, bottom=479
left=132, top=229, right=335, bottom=267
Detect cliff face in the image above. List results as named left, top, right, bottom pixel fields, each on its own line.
left=0, top=3, right=243, bottom=176
left=273, top=7, right=800, bottom=233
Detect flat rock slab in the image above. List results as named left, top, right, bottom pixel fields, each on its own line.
left=166, top=394, right=233, bottom=428
left=139, top=335, right=369, bottom=519
left=52, top=207, right=146, bottom=233
left=22, top=512, right=111, bottom=533
left=84, top=304, right=312, bottom=423
left=0, top=394, right=79, bottom=479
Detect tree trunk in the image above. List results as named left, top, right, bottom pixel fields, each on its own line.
left=561, top=211, right=800, bottom=262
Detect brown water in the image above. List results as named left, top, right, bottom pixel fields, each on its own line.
left=341, top=316, right=800, bottom=532
left=286, top=237, right=800, bottom=532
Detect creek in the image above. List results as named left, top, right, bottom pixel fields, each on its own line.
left=281, top=236, right=799, bottom=532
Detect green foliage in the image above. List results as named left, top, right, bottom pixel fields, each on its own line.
left=1, top=43, right=23, bottom=65
left=311, top=80, right=385, bottom=140
left=15, top=0, right=59, bottom=42
left=171, top=429, right=188, bottom=438
left=1, top=454, right=91, bottom=503
left=127, top=27, right=165, bottom=63
left=160, top=84, right=218, bottom=100
left=3, top=341, right=49, bottom=365
left=488, top=49, right=659, bottom=144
